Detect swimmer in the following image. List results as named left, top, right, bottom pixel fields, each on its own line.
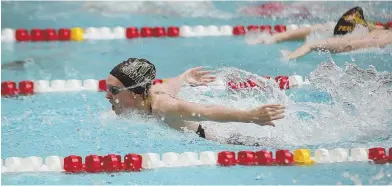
left=281, top=28, right=392, bottom=60
left=105, top=58, right=286, bottom=145
left=246, top=6, right=388, bottom=45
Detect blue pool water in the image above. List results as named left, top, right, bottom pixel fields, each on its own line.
left=2, top=1, right=392, bottom=185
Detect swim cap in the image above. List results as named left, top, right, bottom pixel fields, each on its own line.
left=110, top=58, right=156, bottom=94
left=334, top=6, right=368, bottom=35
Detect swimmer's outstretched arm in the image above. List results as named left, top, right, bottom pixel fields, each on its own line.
left=247, top=25, right=317, bottom=45
left=282, top=43, right=313, bottom=60
left=271, top=26, right=313, bottom=42
left=153, top=95, right=285, bottom=127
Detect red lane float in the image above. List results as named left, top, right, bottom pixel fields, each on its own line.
left=85, top=155, right=103, bottom=173
left=1, top=81, right=18, bottom=97
left=275, top=76, right=290, bottom=89
left=275, top=150, right=294, bottom=165
left=15, top=29, right=30, bottom=42
left=141, top=27, right=153, bottom=37
left=58, top=28, right=71, bottom=41
left=218, top=149, right=293, bottom=167
left=126, top=27, right=139, bottom=39
left=18, top=81, right=34, bottom=95
left=102, top=154, right=123, bottom=172
left=260, top=25, right=272, bottom=33
left=387, top=21, right=392, bottom=29
left=124, top=154, right=143, bottom=172
left=255, top=150, right=275, bottom=165
left=64, top=155, right=84, bottom=173
left=237, top=151, right=256, bottom=165
left=217, top=151, right=237, bottom=166
left=153, top=27, right=167, bottom=37
left=233, top=26, right=246, bottom=35
left=153, top=79, right=164, bottom=85
left=389, top=148, right=392, bottom=162
left=31, top=29, right=45, bottom=42
left=167, top=26, right=180, bottom=37
left=98, top=80, right=107, bottom=92
left=64, top=153, right=142, bottom=173
left=368, top=147, right=390, bottom=164
left=1, top=80, right=34, bottom=96
left=247, top=25, right=259, bottom=31
left=274, top=24, right=287, bottom=33
left=45, top=28, right=58, bottom=41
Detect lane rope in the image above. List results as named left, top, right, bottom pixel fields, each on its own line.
left=0, top=24, right=305, bottom=42
left=1, top=75, right=308, bottom=97
left=1, top=147, right=391, bottom=174
left=2, top=22, right=391, bottom=42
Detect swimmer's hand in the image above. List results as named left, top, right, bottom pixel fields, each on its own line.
left=280, top=50, right=292, bottom=61
left=181, top=66, right=216, bottom=86
left=245, top=32, right=275, bottom=45
left=245, top=104, right=285, bottom=127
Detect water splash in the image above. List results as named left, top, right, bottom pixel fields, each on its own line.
left=176, top=62, right=391, bottom=147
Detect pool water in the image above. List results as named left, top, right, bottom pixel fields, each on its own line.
left=1, top=1, right=392, bottom=185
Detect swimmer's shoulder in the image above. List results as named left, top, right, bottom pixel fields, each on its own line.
left=149, top=90, right=181, bottom=116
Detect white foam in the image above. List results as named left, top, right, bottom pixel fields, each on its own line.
left=175, top=63, right=392, bottom=147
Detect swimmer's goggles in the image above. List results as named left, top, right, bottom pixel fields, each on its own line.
left=106, top=79, right=156, bottom=95
left=107, top=85, right=127, bottom=95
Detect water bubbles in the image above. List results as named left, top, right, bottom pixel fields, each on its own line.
left=255, top=174, right=263, bottom=180
left=351, top=54, right=356, bottom=62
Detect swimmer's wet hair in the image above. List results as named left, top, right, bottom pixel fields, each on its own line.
left=110, top=58, right=156, bottom=95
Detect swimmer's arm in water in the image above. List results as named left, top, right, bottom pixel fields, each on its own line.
left=281, top=42, right=313, bottom=60
left=153, top=94, right=285, bottom=127
left=272, top=26, right=314, bottom=42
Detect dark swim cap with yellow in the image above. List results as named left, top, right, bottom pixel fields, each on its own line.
left=333, top=6, right=368, bottom=35
left=110, top=58, right=156, bottom=94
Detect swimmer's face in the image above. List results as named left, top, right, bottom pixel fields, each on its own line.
left=105, top=74, right=145, bottom=115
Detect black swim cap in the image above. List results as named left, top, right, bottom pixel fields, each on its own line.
left=334, top=6, right=368, bottom=35
left=110, top=58, right=156, bottom=94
